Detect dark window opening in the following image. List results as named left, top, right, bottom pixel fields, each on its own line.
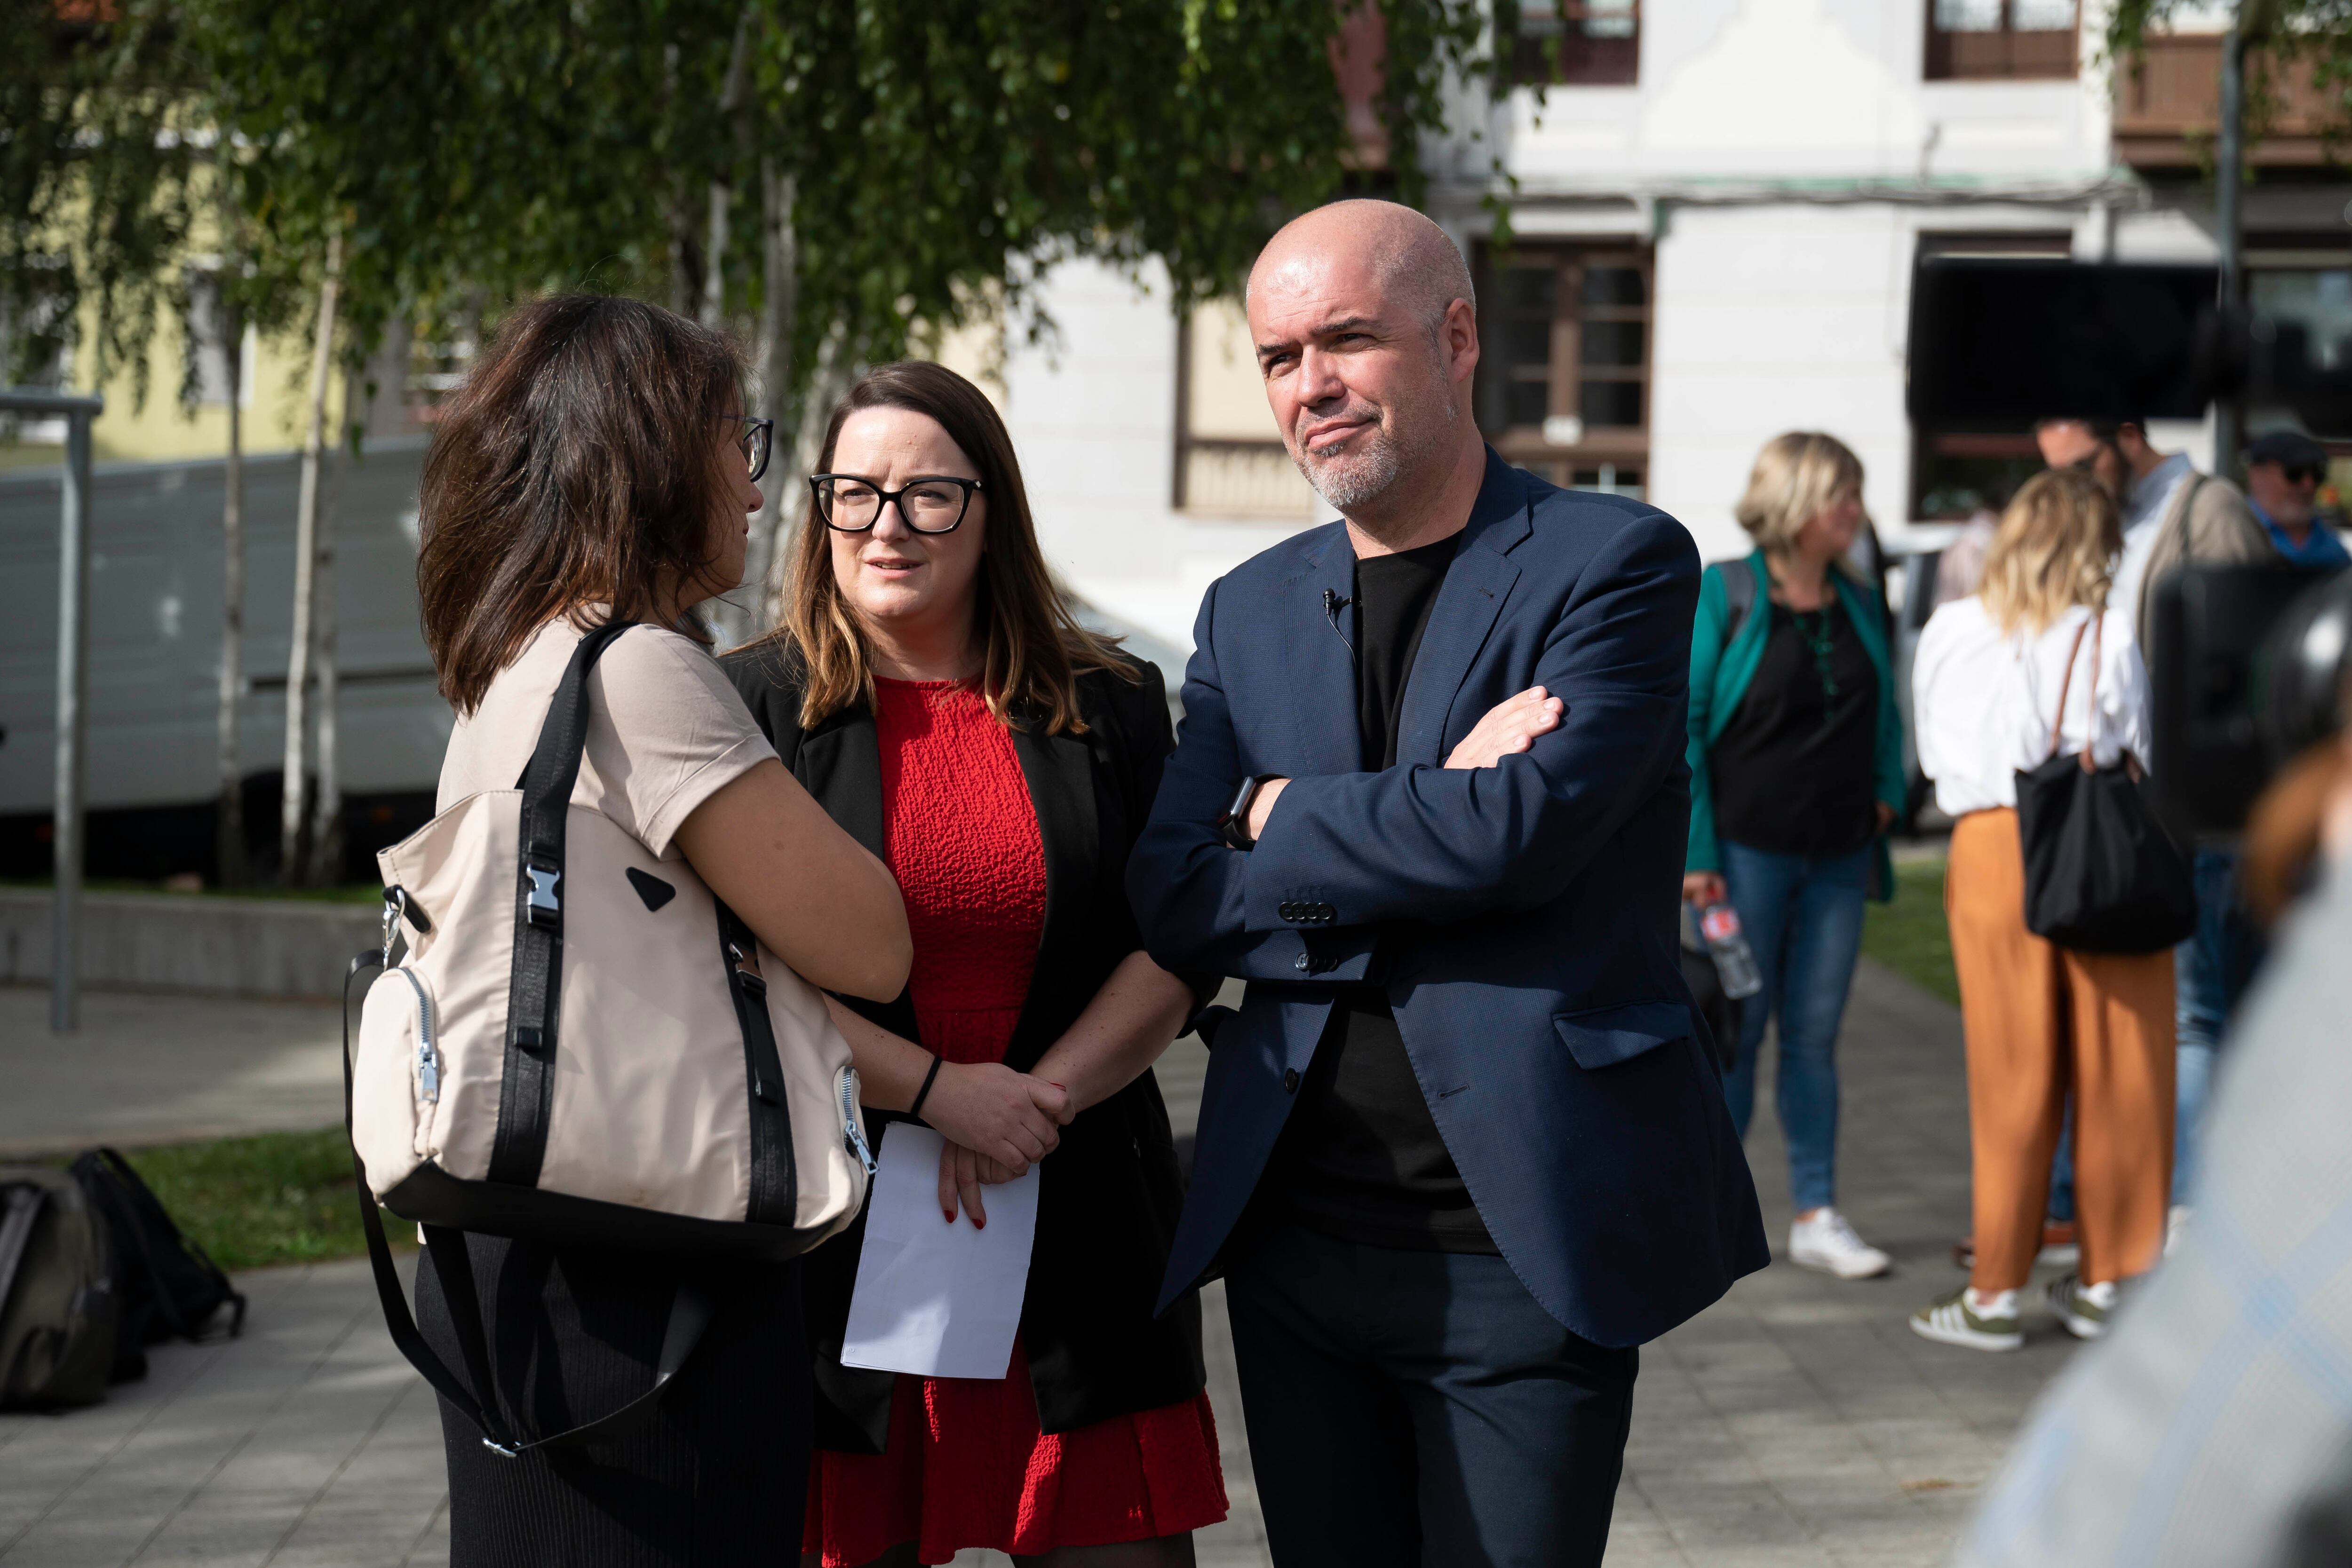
left=1514, top=0, right=1639, bottom=88
left=1908, top=230, right=2076, bottom=518
left=1476, top=241, right=1652, bottom=497
left=1925, top=0, right=2079, bottom=82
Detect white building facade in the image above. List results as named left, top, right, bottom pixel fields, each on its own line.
left=998, top=0, right=2346, bottom=656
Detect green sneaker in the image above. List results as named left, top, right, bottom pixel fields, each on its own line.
left=2047, top=1274, right=2118, bottom=1339
left=1910, top=1288, right=2024, bottom=1351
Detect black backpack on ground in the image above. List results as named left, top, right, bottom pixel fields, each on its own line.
left=0, top=1166, right=119, bottom=1409
left=68, top=1149, right=246, bottom=1380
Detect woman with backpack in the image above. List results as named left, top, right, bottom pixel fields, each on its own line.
left=1685, top=431, right=1907, bottom=1283
left=410, top=294, right=911, bottom=1564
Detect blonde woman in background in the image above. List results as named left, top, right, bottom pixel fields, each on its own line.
left=1909, top=467, right=2173, bottom=1354
left=1685, top=432, right=1907, bottom=1281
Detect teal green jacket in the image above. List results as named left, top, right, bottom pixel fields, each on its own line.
left=1685, top=552, right=1905, bottom=900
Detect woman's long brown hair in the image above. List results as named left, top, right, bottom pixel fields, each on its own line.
left=759, top=360, right=1131, bottom=734
left=415, top=294, right=745, bottom=715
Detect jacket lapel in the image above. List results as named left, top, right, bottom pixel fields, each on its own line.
left=1005, top=713, right=1097, bottom=1073
left=1278, top=528, right=1367, bottom=774
left=1395, top=451, right=1532, bottom=767
left=793, top=709, right=887, bottom=863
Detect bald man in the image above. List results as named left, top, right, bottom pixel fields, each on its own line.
left=1128, top=201, right=1767, bottom=1566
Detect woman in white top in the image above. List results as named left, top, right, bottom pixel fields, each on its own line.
left=411, top=293, right=912, bottom=1566
left=1907, top=467, right=2174, bottom=1355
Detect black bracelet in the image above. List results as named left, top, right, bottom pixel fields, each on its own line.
left=908, top=1055, right=945, bottom=1124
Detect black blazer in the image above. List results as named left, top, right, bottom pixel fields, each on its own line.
left=720, top=645, right=1207, bottom=1450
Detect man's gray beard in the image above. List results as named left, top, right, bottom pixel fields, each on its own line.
left=1293, top=371, right=1459, bottom=514
left=1298, top=425, right=1407, bottom=511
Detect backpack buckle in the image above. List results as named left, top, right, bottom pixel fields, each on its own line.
left=524, top=864, right=562, bottom=929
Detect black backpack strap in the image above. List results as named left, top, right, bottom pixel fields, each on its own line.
left=488, top=619, right=637, bottom=1189
left=343, top=950, right=710, bottom=1457
left=79, top=1148, right=247, bottom=1343
left=1717, top=557, right=1758, bottom=644
left=715, top=902, right=799, bottom=1227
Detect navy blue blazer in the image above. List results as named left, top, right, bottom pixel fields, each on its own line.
left=1127, top=448, right=1769, bottom=1348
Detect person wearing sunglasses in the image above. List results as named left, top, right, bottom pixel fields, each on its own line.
left=722, top=361, right=1224, bottom=1568
left=2245, top=429, right=2349, bottom=568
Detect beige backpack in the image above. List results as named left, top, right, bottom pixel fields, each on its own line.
left=344, top=620, right=873, bottom=1454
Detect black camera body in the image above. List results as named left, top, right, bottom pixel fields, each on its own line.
left=2147, top=565, right=2352, bottom=839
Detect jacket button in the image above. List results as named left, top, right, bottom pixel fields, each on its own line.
left=1293, top=952, right=1311, bottom=972
left=1317, top=904, right=1335, bottom=922
left=1283, top=1068, right=1301, bottom=1093
left=1280, top=901, right=1298, bottom=920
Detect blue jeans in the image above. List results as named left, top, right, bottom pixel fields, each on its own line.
left=1717, top=839, right=1872, bottom=1215
left=2174, top=847, right=2264, bottom=1202
left=2048, top=1106, right=2076, bottom=1224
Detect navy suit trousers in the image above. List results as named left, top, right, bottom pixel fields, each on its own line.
left=1223, top=1217, right=1638, bottom=1568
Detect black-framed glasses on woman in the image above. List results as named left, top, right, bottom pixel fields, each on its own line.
left=721, top=415, right=773, bottom=483
left=810, top=474, right=983, bottom=534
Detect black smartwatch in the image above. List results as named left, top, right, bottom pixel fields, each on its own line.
left=1216, top=775, right=1280, bottom=850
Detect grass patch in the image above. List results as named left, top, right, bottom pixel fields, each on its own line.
left=1862, top=856, right=1958, bottom=1007
left=119, top=1128, right=412, bottom=1272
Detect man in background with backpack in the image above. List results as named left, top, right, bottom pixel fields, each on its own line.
left=2033, top=415, right=2278, bottom=1239
left=2032, top=417, right=2273, bottom=647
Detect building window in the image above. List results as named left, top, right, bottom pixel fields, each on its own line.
left=1171, top=299, right=1318, bottom=519
left=1515, top=0, right=1639, bottom=88
left=1925, top=0, right=2078, bottom=81
left=1909, top=231, right=2075, bottom=519
left=1475, top=243, right=1651, bottom=496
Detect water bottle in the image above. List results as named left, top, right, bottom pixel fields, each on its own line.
left=1699, top=901, right=1763, bottom=1000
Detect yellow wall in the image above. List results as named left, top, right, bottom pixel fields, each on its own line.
left=73, top=314, right=343, bottom=466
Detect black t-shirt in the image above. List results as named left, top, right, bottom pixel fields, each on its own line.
left=1708, top=596, right=1879, bottom=858
left=1264, top=535, right=1499, bottom=1253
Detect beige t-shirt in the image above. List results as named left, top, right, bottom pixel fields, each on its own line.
left=438, top=618, right=777, bottom=860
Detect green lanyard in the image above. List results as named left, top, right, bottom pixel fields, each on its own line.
left=1790, top=605, right=1841, bottom=718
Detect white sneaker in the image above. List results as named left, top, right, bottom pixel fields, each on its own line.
left=1789, top=1209, right=1891, bottom=1279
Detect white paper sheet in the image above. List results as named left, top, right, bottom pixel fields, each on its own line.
left=839, top=1122, right=1040, bottom=1379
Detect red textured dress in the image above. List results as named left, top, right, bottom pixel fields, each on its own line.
left=803, top=677, right=1227, bottom=1568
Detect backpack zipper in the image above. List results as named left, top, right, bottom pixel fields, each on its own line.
left=841, top=1069, right=876, bottom=1174
left=391, top=968, right=438, bottom=1103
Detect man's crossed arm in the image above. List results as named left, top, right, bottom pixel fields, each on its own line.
left=1127, top=515, right=1697, bottom=982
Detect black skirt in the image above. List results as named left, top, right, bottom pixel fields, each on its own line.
left=415, top=1232, right=808, bottom=1568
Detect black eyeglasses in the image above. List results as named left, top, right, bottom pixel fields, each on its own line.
left=2285, top=465, right=2325, bottom=486
left=810, top=474, right=983, bottom=534
left=721, top=415, right=773, bottom=483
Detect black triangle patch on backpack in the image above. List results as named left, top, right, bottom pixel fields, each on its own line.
left=68, top=1148, right=246, bottom=1381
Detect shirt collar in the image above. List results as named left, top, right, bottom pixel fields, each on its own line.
left=2125, top=452, right=2193, bottom=531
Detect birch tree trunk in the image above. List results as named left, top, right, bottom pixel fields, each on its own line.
left=279, top=227, right=342, bottom=884
left=213, top=288, right=247, bottom=887
left=739, top=159, right=797, bottom=637
left=306, top=362, right=355, bottom=885
left=700, top=7, right=754, bottom=333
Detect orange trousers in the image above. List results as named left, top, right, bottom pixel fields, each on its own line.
left=1946, top=809, right=2175, bottom=1291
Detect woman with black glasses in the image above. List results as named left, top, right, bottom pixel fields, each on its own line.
left=723, top=361, right=1225, bottom=1568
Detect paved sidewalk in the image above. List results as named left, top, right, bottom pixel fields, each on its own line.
left=0, top=988, right=345, bottom=1156
left=2, top=958, right=2083, bottom=1566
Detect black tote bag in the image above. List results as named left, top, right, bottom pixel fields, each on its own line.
left=2012, top=615, right=2197, bottom=953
